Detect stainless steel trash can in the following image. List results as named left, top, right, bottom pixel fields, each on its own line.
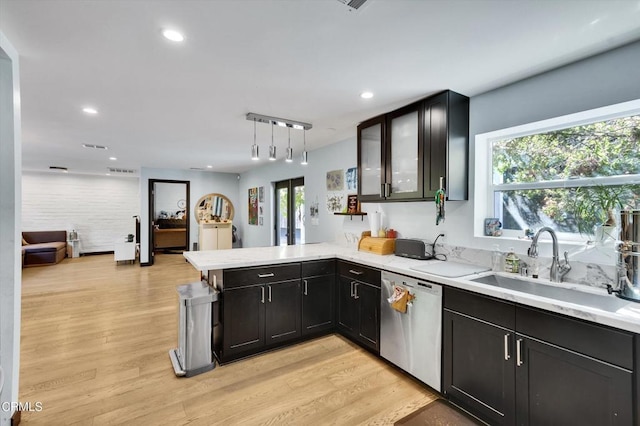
left=169, top=280, right=218, bottom=377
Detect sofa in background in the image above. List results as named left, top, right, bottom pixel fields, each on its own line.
left=22, top=230, right=67, bottom=267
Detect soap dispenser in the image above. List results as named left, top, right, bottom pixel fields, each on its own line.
left=504, top=247, right=520, bottom=273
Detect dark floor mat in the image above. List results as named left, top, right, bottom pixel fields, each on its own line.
left=395, top=399, right=484, bottom=426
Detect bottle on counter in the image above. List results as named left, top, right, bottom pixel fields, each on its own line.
left=504, top=247, right=520, bottom=273
left=491, top=244, right=503, bottom=272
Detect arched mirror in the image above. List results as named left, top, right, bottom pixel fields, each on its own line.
left=195, top=193, right=235, bottom=223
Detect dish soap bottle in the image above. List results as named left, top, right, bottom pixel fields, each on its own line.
left=504, top=247, right=520, bottom=273
left=491, top=244, right=503, bottom=272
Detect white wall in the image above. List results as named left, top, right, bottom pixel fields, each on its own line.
left=239, top=138, right=358, bottom=248
left=0, top=30, right=21, bottom=426
left=139, top=168, right=240, bottom=264
left=22, top=172, right=139, bottom=253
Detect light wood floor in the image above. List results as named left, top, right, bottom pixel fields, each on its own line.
left=20, top=254, right=437, bottom=425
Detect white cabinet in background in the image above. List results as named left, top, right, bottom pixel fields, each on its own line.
left=199, top=222, right=232, bottom=251
left=114, top=240, right=136, bottom=263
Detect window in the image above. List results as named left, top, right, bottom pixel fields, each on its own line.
left=475, top=99, right=640, bottom=241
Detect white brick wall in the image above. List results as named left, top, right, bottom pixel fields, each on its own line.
left=22, top=171, right=139, bottom=254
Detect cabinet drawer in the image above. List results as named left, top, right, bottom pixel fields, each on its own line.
left=224, top=263, right=301, bottom=288
left=337, top=260, right=380, bottom=287
left=517, top=306, right=634, bottom=370
left=444, top=287, right=515, bottom=330
left=302, top=259, right=335, bottom=278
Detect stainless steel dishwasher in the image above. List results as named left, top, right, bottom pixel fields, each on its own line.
left=380, top=271, right=442, bottom=391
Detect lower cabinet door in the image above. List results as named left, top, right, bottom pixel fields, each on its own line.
left=337, top=276, right=357, bottom=336
left=223, top=285, right=265, bottom=358
left=515, top=335, right=633, bottom=426
left=355, top=282, right=380, bottom=353
left=302, top=274, right=335, bottom=335
left=443, top=310, right=516, bottom=425
left=265, top=280, right=301, bottom=345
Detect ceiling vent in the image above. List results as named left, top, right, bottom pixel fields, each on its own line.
left=49, top=166, right=68, bottom=172
left=336, top=0, right=369, bottom=11
left=107, top=167, right=137, bottom=174
left=82, top=143, right=108, bottom=150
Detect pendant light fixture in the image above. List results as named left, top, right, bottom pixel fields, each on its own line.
left=251, top=118, right=259, bottom=160
left=269, top=121, right=277, bottom=161
left=286, top=127, right=293, bottom=162
left=301, top=128, right=308, bottom=165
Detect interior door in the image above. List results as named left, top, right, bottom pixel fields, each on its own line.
left=148, top=179, right=190, bottom=265
left=274, top=177, right=304, bottom=246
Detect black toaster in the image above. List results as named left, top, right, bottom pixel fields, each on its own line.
left=394, top=238, right=433, bottom=260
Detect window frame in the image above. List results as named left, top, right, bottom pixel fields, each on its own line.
left=474, top=98, right=640, bottom=242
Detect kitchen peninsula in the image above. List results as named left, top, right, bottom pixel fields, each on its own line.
left=184, top=243, right=640, bottom=425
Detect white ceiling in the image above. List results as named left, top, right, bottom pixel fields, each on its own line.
left=2, top=0, right=640, bottom=176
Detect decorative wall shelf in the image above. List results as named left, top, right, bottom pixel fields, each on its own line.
left=334, top=212, right=368, bottom=221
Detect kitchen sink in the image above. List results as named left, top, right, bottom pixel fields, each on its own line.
left=469, top=274, right=631, bottom=312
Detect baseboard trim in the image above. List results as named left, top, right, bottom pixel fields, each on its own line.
left=81, top=251, right=114, bottom=256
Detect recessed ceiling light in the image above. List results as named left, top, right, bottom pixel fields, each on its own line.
left=106, top=173, right=111, bottom=176
left=162, top=29, right=185, bottom=42
left=360, top=91, right=374, bottom=99
left=109, top=157, right=117, bottom=161
left=82, top=107, right=98, bottom=114
left=206, top=165, right=213, bottom=169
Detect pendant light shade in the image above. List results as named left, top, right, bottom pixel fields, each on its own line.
left=286, top=127, right=293, bottom=162
left=251, top=118, right=259, bottom=160
left=269, top=122, right=276, bottom=161
left=301, top=129, right=308, bottom=165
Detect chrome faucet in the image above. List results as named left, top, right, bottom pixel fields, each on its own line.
left=527, top=227, right=571, bottom=283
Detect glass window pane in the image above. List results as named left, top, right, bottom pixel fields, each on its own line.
left=390, top=111, right=419, bottom=194
left=294, top=185, right=305, bottom=245
left=361, top=124, right=382, bottom=195
left=497, top=185, right=640, bottom=235
left=492, top=115, right=640, bottom=185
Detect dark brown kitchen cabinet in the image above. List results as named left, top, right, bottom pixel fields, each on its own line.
left=443, top=287, right=635, bottom=426
left=357, top=90, right=469, bottom=202
left=301, top=259, right=335, bottom=336
left=336, top=261, right=381, bottom=353
left=219, top=263, right=302, bottom=363
left=222, top=285, right=266, bottom=359
left=265, top=280, right=301, bottom=344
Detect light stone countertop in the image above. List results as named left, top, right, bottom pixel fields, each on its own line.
left=183, top=243, right=640, bottom=334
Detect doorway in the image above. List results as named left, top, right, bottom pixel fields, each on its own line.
left=148, top=179, right=190, bottom=265
left=275, top=177, right=305, bottom=246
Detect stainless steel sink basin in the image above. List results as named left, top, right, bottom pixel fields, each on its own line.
left=469, top=274, right=631, bottom=312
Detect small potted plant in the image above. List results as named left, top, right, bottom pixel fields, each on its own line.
left=572, top=185, right=634, bottom=241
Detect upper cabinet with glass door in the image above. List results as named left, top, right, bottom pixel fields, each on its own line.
left=357, top=90, right=469, bottom=202
left=357, top=115, right=385, bottom=202
left=386, top=102, right=423, bottom=200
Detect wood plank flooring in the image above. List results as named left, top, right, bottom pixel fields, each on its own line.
left=19, top=254, right=437, bottom=425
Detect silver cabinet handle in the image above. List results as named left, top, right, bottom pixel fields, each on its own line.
left=350, top=281, right=355, bottom=297
left=261, top=286, right=265, bottom=304
left=268, top=285, right=272, bottom=302
left=516, top=338, right=523, bottom=366
left=349, top=269, right=364, bottom=275
left=258, top=273, right=275, bottom=278
left=303, top=279, right=308, bottom=296
left=354, top=283, right=360, bottom=299
left=504, top=334, right=511, bottom=361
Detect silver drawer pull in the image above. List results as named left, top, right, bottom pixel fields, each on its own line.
left=261, top=286, right=265, bottom=304
left=516, top=338, right=523, bottom=366
left=350, top=281, right=355, bottom=297
left=504, top=334, right=510, bottom=361
left=303, top=279, right=308, bottom=296
left=348, top=269, right=364, bottom=275
left=268, top=285, right=272, bottom=302
left=258, top=273, right=275, bottom=278
left=354, top=283, right=360, bottom=299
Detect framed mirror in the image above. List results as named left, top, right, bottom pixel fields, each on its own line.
left=195, top=193, right=235, bottom=223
